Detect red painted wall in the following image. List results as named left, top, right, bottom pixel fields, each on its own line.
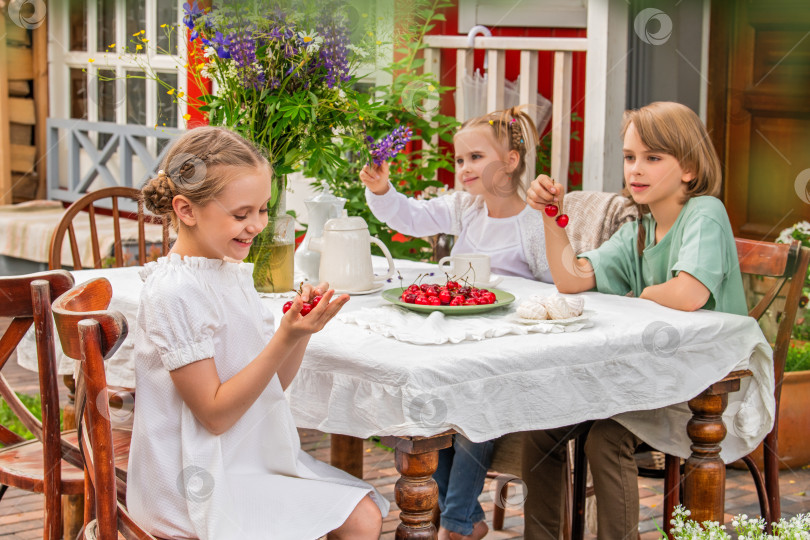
left=429, top=4, right=586, bottom=189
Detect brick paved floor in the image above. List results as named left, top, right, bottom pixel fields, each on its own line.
left=1, top=319, right=808, bottom=538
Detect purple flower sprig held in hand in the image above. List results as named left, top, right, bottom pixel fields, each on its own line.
left=365, top=125, right=413, bottom=167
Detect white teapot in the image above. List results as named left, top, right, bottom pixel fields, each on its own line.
left=309, top=216, right=395, bottom=292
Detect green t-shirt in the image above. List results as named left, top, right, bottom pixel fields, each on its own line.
left=579, top=196, right=747, bottom=316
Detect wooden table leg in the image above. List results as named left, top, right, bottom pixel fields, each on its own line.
left=383, top=433, right=453, bottom=540
left=330, top=434, right=364, bottom=479
left=682, top=374, right=745, bottom=525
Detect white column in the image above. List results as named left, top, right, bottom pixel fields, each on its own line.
left=582, top=0, right=628, bottom=193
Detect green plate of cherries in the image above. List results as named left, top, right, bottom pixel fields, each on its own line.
left=381, top=282, right=515, bottom=316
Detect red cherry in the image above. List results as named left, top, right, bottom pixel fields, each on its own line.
left=428, top=296, right=441, bottom=306
left=311, top=295, right=323, bottom=307
left=463, top=297, right=478, bottom=306
left=415, top=295, right=430, bottom=305
left=482, top=292, right=497, bottom=304
left=420, top=284, right=430, bottom=292
left=544, top=204, right=559, bottom=217
left=402, top=292, right=417, bottom=303
left=446, top=281, right=459, bottom=290
left=300, top=303, right=313, bottom=316
left=450, top=296, right=465, bottom=306
left=556, top=214, right=569, bottom=228
left=282, top=301, right=293, bottom=314
left=407, top=284, right=420, bottom=293
left=425, top=286, right=439, bottom=297
left=438, top=290, right=452, bottom=304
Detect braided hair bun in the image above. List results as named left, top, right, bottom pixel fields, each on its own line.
left=142, top=170, right=176, bottom=216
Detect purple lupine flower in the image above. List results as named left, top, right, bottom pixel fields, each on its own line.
left=366, top=125, right=413, bottom=166
left=183, top=2, right=204, bottom=31
left=230, top=31, right=266, bottom=89
left=313, top=9, right=351, bottom=89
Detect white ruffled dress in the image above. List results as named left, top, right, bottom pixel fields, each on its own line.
left=126, top=255, right=389, bottom=539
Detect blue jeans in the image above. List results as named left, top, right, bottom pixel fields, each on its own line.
left=433, top=435, right=494, bottom=536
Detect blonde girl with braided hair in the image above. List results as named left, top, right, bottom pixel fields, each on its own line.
left=361, top=106, right=551, bottom=540
left=130, top=126, right=388, bottom=539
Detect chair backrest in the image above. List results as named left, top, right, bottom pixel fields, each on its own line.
left=49, top=186, right=170, bottom=271
left=52, top=278, right=155, bottom=540
left=736, top=238, right=810, bottom=409
left=0, top=271, right=76, bottom=530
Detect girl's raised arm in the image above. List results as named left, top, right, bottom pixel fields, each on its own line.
left=527, top=175, right=596, bottom=293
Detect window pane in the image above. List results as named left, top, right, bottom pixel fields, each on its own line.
left=69, top=0, right=87, bottom=51
left=126, top=73, right=147, bottom=125
left=156, top=72, right=179, bottom=128
left=98, top=69, right=117, bottom=147
left=156, top=0, right=179, bottom=55
left=125, top=0, right=147, bottom=52
left=70, top=68, right=87, bottom=119
left=97, top=0, right=116, bottom=52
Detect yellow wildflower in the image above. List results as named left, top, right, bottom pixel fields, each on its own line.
left=167, top=88, right=175, bottom=95
left=177, top=91, right=185, bottom=98
left=142, top=38, right=149, bottom=43
left=88, top=58, right=95, bottom=63
left=108, top=43, right=115, bottom=48
left=136, top=44, right=143, bottom=51
left=160, top=24, right=167, bottom=28
left=183, top=113, right=191, bottom=121
left=376, top=41, right=381, bottom=45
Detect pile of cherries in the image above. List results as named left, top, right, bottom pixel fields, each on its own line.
left=400, top=279, right=497, bottom=306
left=282, top=295, right=322, bottom=316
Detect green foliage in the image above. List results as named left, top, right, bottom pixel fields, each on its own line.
left=0, top=393, right=44, bottom=445
left=316, top=0, right=456, bottom=261
left=786, top=341, right=810, bottom=373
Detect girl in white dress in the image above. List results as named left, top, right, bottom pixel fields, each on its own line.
left=128, top=126, right=389, bottom=540
left=359, top=106, right=548, bottom=540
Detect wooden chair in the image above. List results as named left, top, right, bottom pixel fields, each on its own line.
left=0, top=270, right=84, bottom=539
left=52, top=277, right=155, bottom=539
left=49, top=186, right=171, bottom=270
left=571, top=237, right=810, bottom=538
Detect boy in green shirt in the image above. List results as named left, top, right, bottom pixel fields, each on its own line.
left=521, top=102, right=746, bottom=539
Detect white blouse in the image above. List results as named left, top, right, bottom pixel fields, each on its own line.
left=126, top=255, right=388, bottom=539
left=366, top=184, right=552, bottom=283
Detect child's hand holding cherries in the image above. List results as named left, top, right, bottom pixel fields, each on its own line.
left=280, top=282, right=349, bottom=335
left=527, top=174, right=569, bottom=228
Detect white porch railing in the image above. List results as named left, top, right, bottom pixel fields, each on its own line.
left=423, top=34, right=587, bottom=189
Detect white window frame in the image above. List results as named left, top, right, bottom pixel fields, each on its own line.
left=49, top=0, right=188, bottom=138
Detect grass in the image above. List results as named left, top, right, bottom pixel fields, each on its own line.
left=0, top=393, right=44, bottom=444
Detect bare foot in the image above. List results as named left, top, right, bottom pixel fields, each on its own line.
left=448, top=520, right=488, bottom=540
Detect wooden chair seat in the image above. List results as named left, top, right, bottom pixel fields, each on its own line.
left=0, top=428, right=132, bottom=495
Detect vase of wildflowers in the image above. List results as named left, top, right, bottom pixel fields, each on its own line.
left=182, top=0, right=390, bottom=291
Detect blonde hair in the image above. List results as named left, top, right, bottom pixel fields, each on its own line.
left=621, top=101, right=722, bottom=253
left=142, top=126, right=271, bottom=230
left=456, top=105, right=539, bottom=195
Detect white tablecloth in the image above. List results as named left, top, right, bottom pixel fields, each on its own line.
left=17, top=257, right=775, bottom=463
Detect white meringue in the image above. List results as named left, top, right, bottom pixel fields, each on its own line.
left=517, top=301, right=548, bottom=320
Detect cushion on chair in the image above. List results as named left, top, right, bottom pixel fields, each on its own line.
left=490, top=432, right=524, bottom=477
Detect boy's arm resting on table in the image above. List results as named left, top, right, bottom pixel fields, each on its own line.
left=640, top=271, right=711, bottom=312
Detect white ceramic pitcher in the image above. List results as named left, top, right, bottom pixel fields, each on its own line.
left=309, top=216, right=395, bottom=292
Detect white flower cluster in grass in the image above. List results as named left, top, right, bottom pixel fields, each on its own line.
left=666, top=505, right=810, bottom=539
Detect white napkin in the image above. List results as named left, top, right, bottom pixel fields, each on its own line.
left=339, top=305, right=591, bottom=345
